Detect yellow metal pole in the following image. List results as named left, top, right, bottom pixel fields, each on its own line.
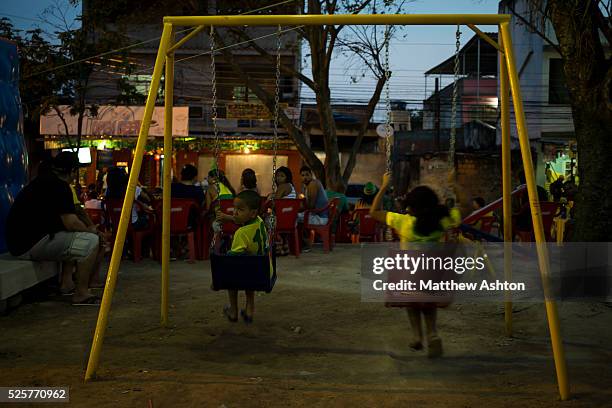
left=167, top=25, right=204, bottom=54
left=468, top=24, right=503, bottom=53
left=164, top=14, right=510, bottom=27
left=500, top=34, right=512, bottom=338
left=161, top=29, right=175, bottom=328
left=500, top=22, right=569, bottom=400
left=84, top=23, right=174, bottom=382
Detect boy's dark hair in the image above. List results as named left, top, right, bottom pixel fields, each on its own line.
left=300, top=165, right=312, bottom=174
left=473, top=197, right=486, bottom=208
left=241, top=168, right=257, bottom=189
left=275, top=166, right=293, bottom=184
left=236, top=190, right=261, bottom=211
left=181, top=164, right=198, bottom=181
left=404, top=186, right=449, bottom=236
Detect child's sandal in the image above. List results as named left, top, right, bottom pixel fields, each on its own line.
left=240, top=309, right=253, bottom=325
left=408, top=339, right=423, bottom=350
left=223, top=305, right=238, bottom=322
left=427, top=336, right=443, bottom=358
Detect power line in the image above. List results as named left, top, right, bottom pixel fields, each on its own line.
left=18, top=0, right=299, bottom=80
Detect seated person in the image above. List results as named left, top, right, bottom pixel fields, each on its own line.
left=84, top=191, right=103, bottom=210
left=325, top=181, right=349, bottom=214
left=106, top=166, right=153, bottom=231
left=239, top=168, right=260, bottom=195
left=350, top=182, right=377, bottom=243
left=469, top=197, right=494, bottom=230
left=216, top=190, right=269, bottom=324
left=297, top=166, right=329, bottom=252
left=271, top=166, right=296, bottom=199
left=171, top=164, right=205, bottom=206
left=205, top=169, right=236, bottom=235
left=513, top=171, right=549, bottom=236
left=6, top=152, right=102, bottom=304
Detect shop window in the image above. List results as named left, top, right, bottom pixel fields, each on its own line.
left=548, top=59, right=570, bottom=105
left=233, top=86, right=259, bottom=102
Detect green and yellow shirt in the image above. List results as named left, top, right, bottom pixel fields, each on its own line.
left=228, top=216, right=268, bottom=256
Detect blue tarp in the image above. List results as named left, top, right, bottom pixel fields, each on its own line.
left=0, top=38, right=28, bottom=253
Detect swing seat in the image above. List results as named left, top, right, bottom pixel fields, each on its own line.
left=210, top=251, right=277, bottom=292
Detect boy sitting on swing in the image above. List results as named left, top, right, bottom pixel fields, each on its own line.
left=216, top=190, right=268, bottom=324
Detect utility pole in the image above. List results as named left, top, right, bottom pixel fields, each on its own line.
left=434, top=77, right=440, bottom=151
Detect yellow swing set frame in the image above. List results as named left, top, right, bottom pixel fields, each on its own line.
left=84, top=14, right=570, bottom=401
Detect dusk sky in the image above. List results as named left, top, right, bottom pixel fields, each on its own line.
left=1, top=0, right=500, bottom=112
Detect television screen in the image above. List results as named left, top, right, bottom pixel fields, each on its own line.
left=62, top=147, right=92, bottom=165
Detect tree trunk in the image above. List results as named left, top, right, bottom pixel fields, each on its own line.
left=215, top=34, right=325, bottom=179
left=547, top=1, right=612, bottom=241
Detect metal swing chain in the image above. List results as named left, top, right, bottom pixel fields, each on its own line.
left=209, top=25, right=221, bottom=249
left=384, top=25, right=392, bottom=174
left=449, top=25, right=461, bottom=168
left=210, top=26, right=220, bottom=184
left=268, top=25, right=282, bottom=250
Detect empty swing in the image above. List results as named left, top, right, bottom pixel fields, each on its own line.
left=209, top=25, right=283, bottom=293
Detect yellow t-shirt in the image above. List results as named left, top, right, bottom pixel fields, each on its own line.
left=229, top=216, right=268, bottom=256
left=70, top=185, right=81, bottom=206
left=386, top=212, right=456, bottom=245
left=449, top=207, right=462, bottom=228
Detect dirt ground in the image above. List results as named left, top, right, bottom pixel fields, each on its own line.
left=1, top=244, right=611, bottom=408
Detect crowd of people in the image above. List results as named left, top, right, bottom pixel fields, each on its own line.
left=7, top=151, right=576, bottom=355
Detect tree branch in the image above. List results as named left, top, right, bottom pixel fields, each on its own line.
left=505, top=1, right=562, bottom=54
left=215, top=31, right=324, bottom=176
left=593, top=0, right=612, bottom=46
left=228, top=28, right=317, bottom=91
left=342, top=73, right=387, bottom=184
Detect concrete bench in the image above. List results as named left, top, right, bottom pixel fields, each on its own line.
left=0, top=253, right=59, bottom=311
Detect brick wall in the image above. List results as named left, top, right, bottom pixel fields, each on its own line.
left=411, top=152, right=526, bottom=209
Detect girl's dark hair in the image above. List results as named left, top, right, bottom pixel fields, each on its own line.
left=208, top=169, right=236, bottom=196
left=403, top=186, right=449, bottom=236
left=241, top=168, right=257, bottom=189
left=105, top=166, right=129, bottom=199
left=275, top=166, right=293, bottom=185
left=473, top=197, right=486, bottom=208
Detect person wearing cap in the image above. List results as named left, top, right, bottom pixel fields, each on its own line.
left=356, top=182, right=378, bottom=209
left=6, top=151, right=102, bottom=305
left=348, top=182, right=378, bottom=243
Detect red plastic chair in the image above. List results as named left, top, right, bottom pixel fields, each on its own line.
left=218, top=199, right=239, bottom=236
left=105, top=198, right=156, bottom=262
left=154, top=199, right=199, bottom=263
left=304, top=198, right=339, bottom=253
left=270, top=198, right=302, bottom=257
left=478, top=216, right=496, bottom=235
left=352, top=208, right=382, bottom=243
left=335, top=212, right=352, bottom=243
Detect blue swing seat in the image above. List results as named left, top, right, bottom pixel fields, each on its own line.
left=210, top=251, right=277, bottom=293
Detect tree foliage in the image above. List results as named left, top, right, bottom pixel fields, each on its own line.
left=0, top=1, right=135, bottom=149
